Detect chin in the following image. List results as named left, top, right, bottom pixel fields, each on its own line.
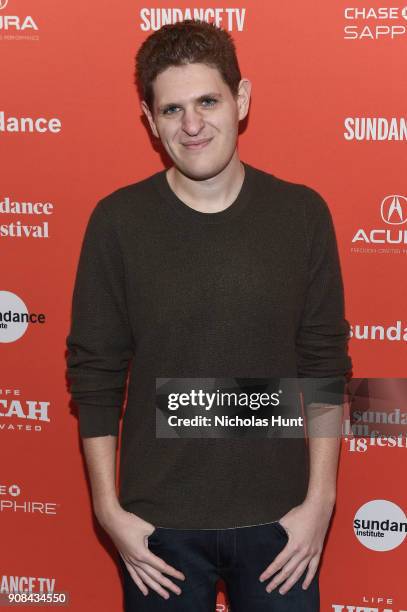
left=177, top=158, right=232, bottom=182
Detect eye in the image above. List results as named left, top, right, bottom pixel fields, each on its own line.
left=162, top=105, right=180, bottom=116
left=201, top=97, right=217, bottom=107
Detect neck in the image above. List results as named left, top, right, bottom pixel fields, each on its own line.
left=166, top=151, right=245, bottom=214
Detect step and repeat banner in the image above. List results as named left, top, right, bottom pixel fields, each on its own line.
left=1, top=0, right=406, bottom=610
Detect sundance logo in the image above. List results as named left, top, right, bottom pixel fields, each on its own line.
left=344, top=117, right=407, bottom=141
left=0, top=111, right=61, bottom=133
left=351, top=195, right=407, bottom=249
left=0, top=575, right=56, bottom=594
left=350, top=320, right=407, bottom=342
left=344, top=431, right=407, bottom=453
left=353, top=499, right=407, bottom=551
left=139, top=7, right=246, bottom=32
left=0, top=291, right=46, bottom=343
left=0, top=196, right=53, bottom=239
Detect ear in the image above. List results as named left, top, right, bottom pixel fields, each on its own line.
left=141, top=100, right=159, bottom=138
left=236, top=78, right=252, bottom=121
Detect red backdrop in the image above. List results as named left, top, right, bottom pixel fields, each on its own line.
left=1, top=1, right=406, bottom=610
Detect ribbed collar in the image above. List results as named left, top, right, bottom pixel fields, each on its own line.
left=151, top=161, right=256, bottom=224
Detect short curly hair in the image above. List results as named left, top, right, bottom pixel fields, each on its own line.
left=135, top=20, right=242, bottom=110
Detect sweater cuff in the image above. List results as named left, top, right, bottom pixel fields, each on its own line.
left=300, top=377, right=348, bottom=407
left=76, top=404, right=121, bottom=438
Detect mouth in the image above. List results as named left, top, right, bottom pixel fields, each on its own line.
left=181, top=138, right=213, bottom=150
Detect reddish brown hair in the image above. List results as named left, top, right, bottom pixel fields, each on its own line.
left=135, top=20, right=242, bottom=110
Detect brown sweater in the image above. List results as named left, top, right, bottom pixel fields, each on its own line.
left=66, top=161, right=352, bottom=529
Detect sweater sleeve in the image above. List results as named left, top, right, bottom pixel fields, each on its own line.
left=65, top=197, right=135, bottom=437
left=296, top=188, right=352, bottom=407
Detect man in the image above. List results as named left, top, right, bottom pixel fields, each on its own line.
left=66, top=19, right=352, bottom=611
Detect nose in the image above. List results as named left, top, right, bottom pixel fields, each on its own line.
left=181, top=106, right=205, bottom=136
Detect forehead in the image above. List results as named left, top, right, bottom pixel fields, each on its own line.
left=151, top=63, right=229, bottom=105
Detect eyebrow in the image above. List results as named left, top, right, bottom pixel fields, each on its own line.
left=157, top=92, right=223, bottom=112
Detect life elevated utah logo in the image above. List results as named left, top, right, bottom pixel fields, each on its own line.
left=0, top=0, right=39, bottom=37
left=0, top=291, right=46, bottom=343
left=351, top=195, right=407, bottom=253
left=0, top=388, right=51, bottom=432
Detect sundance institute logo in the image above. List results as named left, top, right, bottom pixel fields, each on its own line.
left=0, top=290, right=46, bottom=342
left=353, top=499, right=407, bottom=551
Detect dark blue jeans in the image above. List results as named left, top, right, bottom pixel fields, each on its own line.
left=118, top=520, right=320, bottom=611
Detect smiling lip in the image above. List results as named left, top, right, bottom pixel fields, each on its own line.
left=182, top=138, right=212, bottom=149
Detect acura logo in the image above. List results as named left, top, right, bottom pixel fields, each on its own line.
left=0, top=0, right=9, bottom=9
left=380, top=195, right=407, bottom=225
